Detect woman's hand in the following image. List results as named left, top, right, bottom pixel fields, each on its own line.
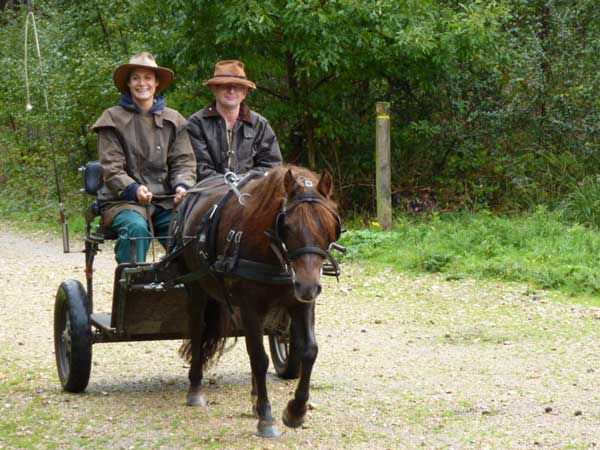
left=174, top=186, right=187, bottom=205
left=136, top=185, right=153, bottom=205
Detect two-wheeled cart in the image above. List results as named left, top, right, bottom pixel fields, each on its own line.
left=54, top=162, right=299, bottom=393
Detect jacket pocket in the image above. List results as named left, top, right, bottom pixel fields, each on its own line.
left=236, top=129, right=255, bottom=167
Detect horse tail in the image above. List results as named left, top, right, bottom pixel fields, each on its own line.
left=200, top=299, right=233, bottom=367
left=178, top=298, right=233, bottom=369
left=178, top=340, right=192, bottom=363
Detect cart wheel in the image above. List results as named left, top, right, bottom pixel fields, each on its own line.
left=54, top=279, right=92, bottom=393
left=268, top=320, right=300, bottom=379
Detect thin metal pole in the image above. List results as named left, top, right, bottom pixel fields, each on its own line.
left=24, top=10, right=70, bottom=252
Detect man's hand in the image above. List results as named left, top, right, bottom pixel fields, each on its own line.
left=136, top=185, right=153, bottom=205
left=174, top=186, right=187, bottom=205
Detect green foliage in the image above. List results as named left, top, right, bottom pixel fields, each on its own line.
left=559, top=176, right=600, bottom=229
left=0, top=0, right=148, bottom=226
left=339, top=209, right=600, bottom=297
left=133, top=0, right=507, bottom=207
left=2, top=0, right=600, bottom=223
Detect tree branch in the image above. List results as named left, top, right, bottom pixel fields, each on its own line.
left=256, top=85, right=289, bottom=101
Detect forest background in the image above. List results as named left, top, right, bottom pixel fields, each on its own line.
left=2, top=0, right=600, bottom=298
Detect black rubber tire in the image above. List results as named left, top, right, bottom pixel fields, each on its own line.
left=54, top=279, right=92, bottom=393
left=268, top=319, right=301, bottom=379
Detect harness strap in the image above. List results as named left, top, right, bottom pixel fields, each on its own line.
left=285, top=196, right=341, bottom=234
left=214, top=229, right=242, bottom=273
left=196, top=204, right=217, bottom=255
left=214, top=258, right=293, bottom=285
left=265, top=231, right=290, bottom=270
left=230, top=231, right=243, bottom=272
left=288, top=246, right=341, bottom=280
left=288, top=246, right=330, bottom=260
left=170, top=266, right=212, bottom=284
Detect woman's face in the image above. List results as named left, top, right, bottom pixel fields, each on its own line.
left=127, top=68, right=158, bottom=105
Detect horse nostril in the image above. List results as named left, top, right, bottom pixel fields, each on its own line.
left=293, top=281, right=322, bottom=301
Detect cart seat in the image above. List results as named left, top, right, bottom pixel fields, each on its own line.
left=81, top=161, right=116, bottom=240
left=83, top=160, right=103, bottom=196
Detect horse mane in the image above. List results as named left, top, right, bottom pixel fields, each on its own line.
left=242, top=165, right=293, bottom=217
left=241, top=164, right=338, bottom=238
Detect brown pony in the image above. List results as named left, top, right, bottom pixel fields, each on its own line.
left=175, top=164, right=341, bottom=437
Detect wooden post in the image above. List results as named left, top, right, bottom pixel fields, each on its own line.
left=375, top=102, right=392, bottom=230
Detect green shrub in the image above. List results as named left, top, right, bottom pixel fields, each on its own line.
left=339, top=209, right=600, bottom=299
left=559, top=176, right=600, bottom=229
left=419, top=253, right=453, bottom=273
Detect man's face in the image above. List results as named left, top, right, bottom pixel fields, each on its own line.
left=211, top=83, right=248, bottom=110
left=127, top=68, right=158, bottom=104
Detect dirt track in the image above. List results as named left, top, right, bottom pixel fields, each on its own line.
left=2, top=224, right=600, bottom=449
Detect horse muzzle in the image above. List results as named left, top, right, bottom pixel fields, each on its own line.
left=292, top=279, right=322, bottom=302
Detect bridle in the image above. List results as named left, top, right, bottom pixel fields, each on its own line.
left=266, top=192, right=343, bottom=280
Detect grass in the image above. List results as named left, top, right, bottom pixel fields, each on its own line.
left=339, top=207, right=600, bottom=302
left=3, top=187, right=600, bottom=302
left=0, top=397, right=63, bottom=450
left=0, top=191, right=87, bottom=237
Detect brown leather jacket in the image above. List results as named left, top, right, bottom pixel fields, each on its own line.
left=92, top=105, right=196, bottom=226
left=187, top=102, right=282, bottom=181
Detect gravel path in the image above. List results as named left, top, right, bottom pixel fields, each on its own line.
left=2, top=223, right=600, bottom=449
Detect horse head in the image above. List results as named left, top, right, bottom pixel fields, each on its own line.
left=277, top=168, right=341, bottom=302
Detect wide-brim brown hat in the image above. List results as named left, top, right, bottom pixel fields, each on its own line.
left=203, top=60, right=256, bottom=90
left=113, top=52, right=174, bottom=94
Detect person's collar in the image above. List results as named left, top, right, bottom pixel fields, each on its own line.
left=203, top=101, right=221, bottom=118
left=148, top=96, right=165, bottom=113
left=118, top=91, right=165, bottom=114
left=238, top=103, right=252, bottom=124
left=203, top=101, right=252, bottom=124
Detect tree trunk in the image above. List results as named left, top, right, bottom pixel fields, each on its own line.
left=96, top=5, right=112, bottom=53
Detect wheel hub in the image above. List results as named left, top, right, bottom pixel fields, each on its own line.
left=62, top=316, right=72, bottom=355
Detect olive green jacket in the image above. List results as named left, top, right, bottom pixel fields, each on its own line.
left=92, top=105, right=196, bottom=226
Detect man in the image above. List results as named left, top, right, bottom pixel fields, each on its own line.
left=187, top=60, right=282, bottom=181
left=92, top=52, right=196, bottom=263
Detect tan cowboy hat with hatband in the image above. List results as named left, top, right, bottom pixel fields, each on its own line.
left=203, top=60, right=256, bottom=90
left=113, top=52, right=175, bottom=94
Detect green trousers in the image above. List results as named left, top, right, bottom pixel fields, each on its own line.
left=111, top=207, right=172, bottom=264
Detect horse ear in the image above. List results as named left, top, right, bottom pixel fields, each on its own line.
left=317, top=170, right=333, bottom=197
left=284, top=169, right=297, bottom=197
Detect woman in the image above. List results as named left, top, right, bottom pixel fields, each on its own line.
left=92, top=52, right=196, bottom=263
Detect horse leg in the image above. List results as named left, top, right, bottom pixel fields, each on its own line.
left=283, top=304, right=317, bottom=428
left=185, top=286, right=208, bottom=407
left=251, top=373, right=259, bottom=418
left=242, top=309, right=280, bottom=437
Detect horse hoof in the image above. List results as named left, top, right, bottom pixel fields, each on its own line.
left=282, top=406, right=305, bottom=428
left=257, top=420, right=281, bottom=438
left=186, top=393, right=208, bottom=407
